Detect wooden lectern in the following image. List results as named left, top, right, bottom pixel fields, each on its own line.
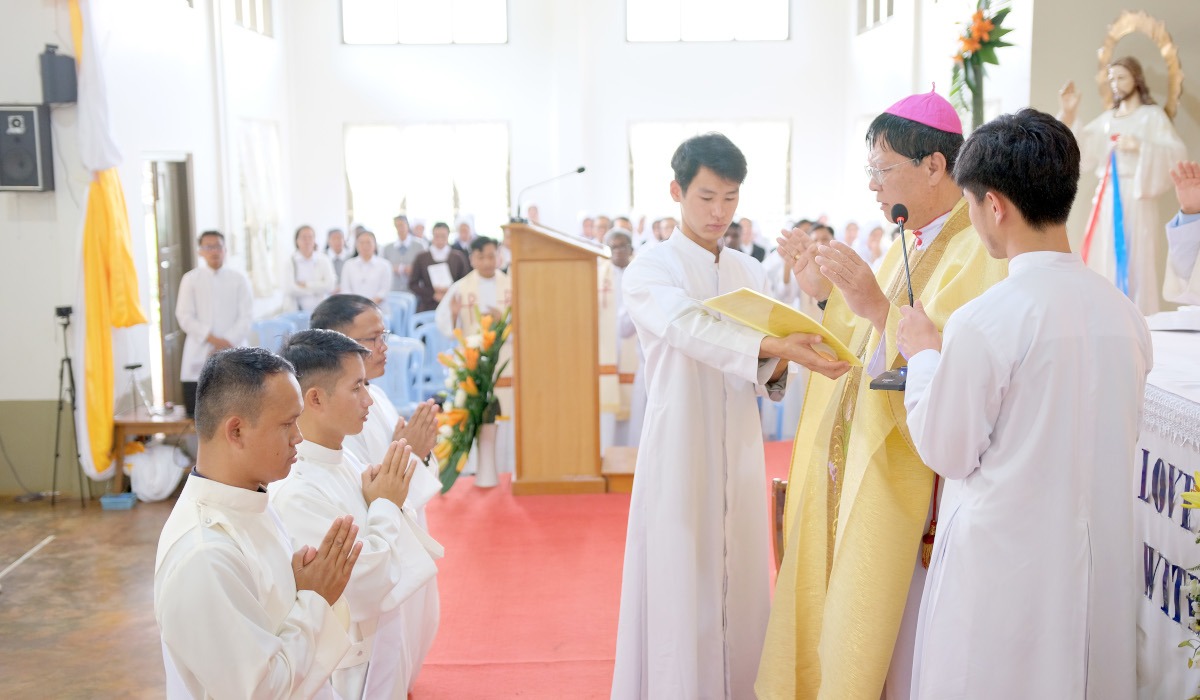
left=503, top=222, right=609, bottom=495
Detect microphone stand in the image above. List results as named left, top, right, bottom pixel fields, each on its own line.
left=511, top=167, right=586, bottom=222
left=869, top=214, right=913, bottom=392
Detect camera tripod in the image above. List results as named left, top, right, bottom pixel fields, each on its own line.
left=51, top=311, right=87, bottom=507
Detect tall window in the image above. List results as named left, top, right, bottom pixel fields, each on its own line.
left=345, top=123, right=510, bottom=240
left=342, top=0, right=507, bottom=44
left=857, top=0, right=895, bottom=33
left=234, top=0, right=273, bottom=36
left=626, top=0, right=788, bottom=42
left=629, top=121, right=791, bottom=222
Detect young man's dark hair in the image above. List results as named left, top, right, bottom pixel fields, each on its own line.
left=197, top=230, right=225, bottom=247
left=953, top=108, right=1080, bottom=229
left=670, top=132, right=748, bottom=192
left=194, top=347, right=295, bottom=440
left=280, top=329, right=370, bottom=394
left=310, top=294, right=379, bottom=334
left=393, top=214, right=409, bottom=224
left=811, top=224, right=836, bottom=239
left=866, top=113, right=966, bottom=173
left=469, top=235, right=497, bottom=254
left=431, top=221, right=450, bottom=233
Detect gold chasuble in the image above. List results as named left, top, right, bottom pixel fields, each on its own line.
left=757, top=198, right=1007, bottom=699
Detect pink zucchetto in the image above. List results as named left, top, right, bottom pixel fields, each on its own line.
left=884, top=89, right=963, bottom=135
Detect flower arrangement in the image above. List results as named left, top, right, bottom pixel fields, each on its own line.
left=950, top=0, right=1013, bottom=130
left=431, top=308, right=512, bottom=492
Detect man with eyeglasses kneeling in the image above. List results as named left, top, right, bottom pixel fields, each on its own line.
left=310, top=294, right=445, bottom=696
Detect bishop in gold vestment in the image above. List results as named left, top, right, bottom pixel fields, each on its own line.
left=757, top=91, right=1008, bottom=700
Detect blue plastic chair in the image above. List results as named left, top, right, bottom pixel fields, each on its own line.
left=252, top=318, right=293, bottom=354
left=279, top=310, right=311, bottom=331
left=378, top=335, right=424, bottom=416
left=410, top=310, right=451, bottom=400
left=385, top=291, right=417, bottom=338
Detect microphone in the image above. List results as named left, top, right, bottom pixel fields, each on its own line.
left=891, top=203, right=915, bottom=307
left=868, top=203, right=915, bottom=393
left=512, top=167, right=586, bottom=222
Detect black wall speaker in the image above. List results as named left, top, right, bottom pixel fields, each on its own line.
left=0, top=106, right=54, bottom=192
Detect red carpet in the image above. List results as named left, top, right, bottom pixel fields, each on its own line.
left=413, top=442, right=794, bottom=698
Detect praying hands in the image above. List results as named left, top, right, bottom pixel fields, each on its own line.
left=814, top=242, right=890, bottom=333
left=292, top=515, right=363, bottom=606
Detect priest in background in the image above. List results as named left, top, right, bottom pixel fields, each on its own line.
left=757, top=91, right=1008, bottom=700
left=272, top=329, right=442, bottom=699
left=154, top=347, right=362, bottom=699
left=899, top=108, right=1150, bottom=699
left=612, top=132, right=850, bottom=699
left=1165, top=160, right=1200, bottom=305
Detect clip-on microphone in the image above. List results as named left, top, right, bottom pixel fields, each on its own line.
left=869, top=203, right=915, bottom=392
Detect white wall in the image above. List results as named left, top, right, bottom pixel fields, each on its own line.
left=286, top=0, right=856, bottom=241
left=0, top=0, right=295, bottom=403
left=0, top=0, right=222, bottom=402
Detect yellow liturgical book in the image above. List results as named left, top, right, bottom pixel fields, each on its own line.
left=702, top=288, right=862, bottom=367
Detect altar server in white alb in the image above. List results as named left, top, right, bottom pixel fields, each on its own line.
left=898, top=109, right=1152, bottom=699
left=611, top=133, right=851, bottom=699
left=154, top=347, right=363, bottom=699
left=175, top=230, right=253, bottom=416
left=1165, top=160, right=1200, bottom=305
left=310, top=294, right=445, bottom=693
left=272, top=329, right=442, bottom=699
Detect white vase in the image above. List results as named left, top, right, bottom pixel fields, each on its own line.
left=474, top=422, right=499, bottom=488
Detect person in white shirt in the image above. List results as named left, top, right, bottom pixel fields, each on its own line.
left=612, top=133, right=844, bottom=699
left=898, top=109, right=1151, bottom=699
left=272, top=330, right=442, bottom=699
left=283, top=225, right=337, bottom=313
left=1165, top=160, right=1200, bottom=305
left=310, top=294, right=445, bottom=694
left=382, top=215, right=428, bottom=293
left=154, top=347, right=363, bottom=699
left=326, top=229, right=353, bottom=283
left=175, top=230, right=253, bottom=416
left=341, top=230, right=392, bottom=304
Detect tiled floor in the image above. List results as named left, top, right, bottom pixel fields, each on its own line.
left=0, top=497, right=172, bottom=699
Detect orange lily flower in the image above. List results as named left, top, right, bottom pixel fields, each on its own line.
left=482, top=329, right=496, bottom=351
left=480, top=314, right=494, bottom=331
left=439, top=408, right=469, bottom=428
left=463, top=347, right=480, bottom=371
left=460, top=376, right=479, bottom=396
left=437, top=351, right=458, bottom=368
left=970, top=18, right=993, bottom=42
left=960, top=35, right=981, bottom=54
left=500, top=325, right=512, bottom=342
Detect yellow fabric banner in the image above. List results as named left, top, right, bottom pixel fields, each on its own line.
left=70, top=0, right=148, bottom=476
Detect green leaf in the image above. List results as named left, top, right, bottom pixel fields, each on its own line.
left=990, top=40, right=1013, bottom=49
left=978, top=45, right=999, bottom=65
left=991, top=27, right=1013, bottom=39
left=991, top=7, right=1011, bottom=24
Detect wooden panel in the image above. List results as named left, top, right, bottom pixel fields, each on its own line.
left=511, top=476, right=608, bottom=496
left=511, top=254, right=602, bottom=493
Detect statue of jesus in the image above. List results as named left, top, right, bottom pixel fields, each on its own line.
left=1059, top=56, right=1187, bottom=314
